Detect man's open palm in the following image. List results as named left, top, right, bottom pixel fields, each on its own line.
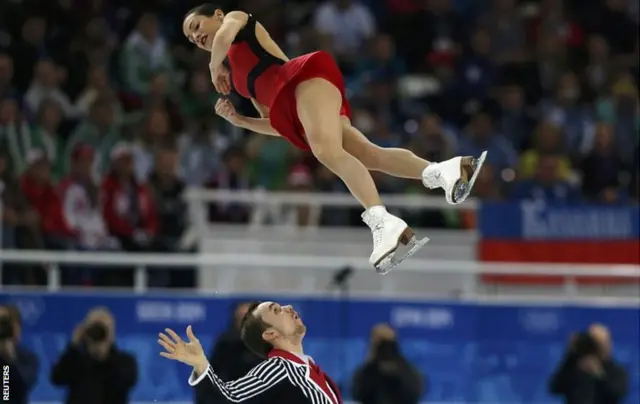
left=158, top=326, right=207, bottom=369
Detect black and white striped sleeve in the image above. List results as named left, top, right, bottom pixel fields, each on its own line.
left=188, top=358, right=287, bottom=402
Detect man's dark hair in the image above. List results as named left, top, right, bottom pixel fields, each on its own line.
left=186, top=3, right=221, bottom=18
left=240, top=301, right=273, bottom=358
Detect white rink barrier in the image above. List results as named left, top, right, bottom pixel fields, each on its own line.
left=0, top=250, right=638, bottom=301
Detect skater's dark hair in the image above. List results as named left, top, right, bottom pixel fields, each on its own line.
left=240, top=301, right=273, bottom=358
left=185, top=3, right=222, bottom=19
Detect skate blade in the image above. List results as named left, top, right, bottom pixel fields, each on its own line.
left=372, top=226, right=416, bottom=271
left=375, top=236, right=429, bottom=275
left=451, top=150, right=487, bottom=204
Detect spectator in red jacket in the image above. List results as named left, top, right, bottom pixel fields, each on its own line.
left=20, top=149, right=76, bottom=248
left=101, top=143, right=157, bottom=251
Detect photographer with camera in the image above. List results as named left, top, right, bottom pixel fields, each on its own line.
left=0, top=304, right=39, bottom=404
left=352, top=323, right=423, bottom=404
left=549, top=323, right=628, bottom=404
left=50, top=307, right=138, bottom=404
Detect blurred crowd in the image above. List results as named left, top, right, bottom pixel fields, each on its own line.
left=0, top=0, right=639, bottom=282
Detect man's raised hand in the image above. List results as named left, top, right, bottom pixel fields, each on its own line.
left=158, top=326, right=209, bottom=374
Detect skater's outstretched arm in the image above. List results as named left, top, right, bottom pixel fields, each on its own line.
left=189, top=358, right=287, bottom=402
left=216, top=98, right=280, bottom=137
left=158, top=326, right=286, bottom=402
left=208, top=10, right=289, bottom=70
left=235, top=116, right=279, bottom=136
left=208, top=11, right=248, bottom=69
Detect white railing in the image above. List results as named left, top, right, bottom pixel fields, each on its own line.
left=1, top=250, right=638, bottom=302
left=184, top=189, right=477, bottom=209
left=2, top=250, right=639, bottom=274
left=183, top=189, right=477, bottom=229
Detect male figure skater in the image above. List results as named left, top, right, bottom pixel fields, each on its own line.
left=159, top=301, right=341, bottom=403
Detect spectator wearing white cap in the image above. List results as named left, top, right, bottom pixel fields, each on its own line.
left=101, top=143, right=158, bottom=251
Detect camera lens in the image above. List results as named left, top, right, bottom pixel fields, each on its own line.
left=84, top=323, right=108, bottom=342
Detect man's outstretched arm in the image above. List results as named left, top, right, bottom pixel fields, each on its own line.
left=189, top=358, right=287, bottom=402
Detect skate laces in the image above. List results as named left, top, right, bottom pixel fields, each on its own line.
left=362, top=211, right=385, bottom=247
left=371, top=221, right=384, bottom=247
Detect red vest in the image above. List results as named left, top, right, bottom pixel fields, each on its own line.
left=268, top=349, right=342, bottom=404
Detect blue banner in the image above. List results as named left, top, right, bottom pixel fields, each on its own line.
left=0, top=292, right=638, bottom=404
left=479, top=202, right=640, bottom=240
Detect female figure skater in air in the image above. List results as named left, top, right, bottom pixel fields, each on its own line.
left=182, top=4, right=486, bottom=273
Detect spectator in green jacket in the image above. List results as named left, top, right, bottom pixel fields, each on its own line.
left=65, top=97, right=121, bottom=178
left=22, top=99, right=66, bottom=181
left=120, top=12, right=175, bottom=97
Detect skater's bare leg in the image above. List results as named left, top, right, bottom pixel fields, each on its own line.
left=342, top=119, right=485, bottom=204
left=296, top=78, right=381, bottom=208
left=341, top=120, right=430, bottom=179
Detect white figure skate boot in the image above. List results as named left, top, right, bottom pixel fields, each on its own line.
left=421, top=151, right=487, bottom=204
left=362, top=206, right=429, bottom=275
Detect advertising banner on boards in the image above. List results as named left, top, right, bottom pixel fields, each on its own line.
left=478, top=201, right=640, bottom=284
left=0, top=292, right=638, bottom=404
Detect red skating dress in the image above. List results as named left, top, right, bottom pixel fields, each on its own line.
left=226, top=15, right=351, bottom=150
